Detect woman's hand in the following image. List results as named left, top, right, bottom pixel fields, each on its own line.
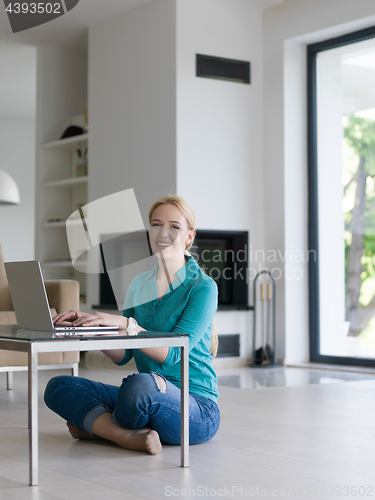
left=53, top=310, right=84, bottom=325
left=53, top=310, right=128, bottom=330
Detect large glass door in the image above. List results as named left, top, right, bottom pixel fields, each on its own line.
left=308, top=27, right=375, bottom=366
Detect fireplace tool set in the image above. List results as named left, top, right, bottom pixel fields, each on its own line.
left=251, top=270, right=278, bottom=367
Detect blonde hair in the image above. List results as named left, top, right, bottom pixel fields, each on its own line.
left=210, top=320, right=218, bottom=357
left=149, top=194, right=218, bottom=357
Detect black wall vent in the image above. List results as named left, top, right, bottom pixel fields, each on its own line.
left=217, top=334, right=240, bottom=357
left=196, top=54, right=250, bottom=84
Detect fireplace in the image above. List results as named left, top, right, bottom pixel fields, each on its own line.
left=95, top=229, right=249, bottom=311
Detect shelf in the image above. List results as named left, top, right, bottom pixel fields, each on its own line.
left=42, top=133, right=88, bottom=150
left=42, top=260, right=87, bottom=269
left=43, top=219, right=84, bottom=228
left=43, top=221, right=66, bottom=228
left=43, top=176, right=88, bottom=188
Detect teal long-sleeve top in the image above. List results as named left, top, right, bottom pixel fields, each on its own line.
left=117, top=255, right=219, bottom=403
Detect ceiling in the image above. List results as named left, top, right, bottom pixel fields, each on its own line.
left=0, top=0, right=283, bottom=121
left=0, top=0, right=283, bottom=50
left=0, top=0, right=155, bottom=121
left=0, top=0, right=156, bottom=50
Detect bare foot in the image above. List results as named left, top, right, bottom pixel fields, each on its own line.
left=66, top=422, right=98, bottom=440
left=90, top=412, right=162, bottom=455
left=115, top=427, right=162, bottom=455
left=145, top=430, right=163, bottom=455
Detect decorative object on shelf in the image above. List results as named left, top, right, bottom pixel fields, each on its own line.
left=251, top=270, right=278, bottom=368
left=75, top=147, right=88, bottom=177
left=0, top=170, right=20, bottom=205
left=60, top=125, right=84, bottom=139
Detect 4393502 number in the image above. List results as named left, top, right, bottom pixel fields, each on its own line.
left=317, top=485, right=374, bottom=497
left=5, top=2, right=62, bottom=14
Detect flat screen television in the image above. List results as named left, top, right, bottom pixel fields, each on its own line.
left=97, top=229, right=249, bottom=310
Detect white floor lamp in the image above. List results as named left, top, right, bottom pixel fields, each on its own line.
left=0, top=170, right=20, bottom=205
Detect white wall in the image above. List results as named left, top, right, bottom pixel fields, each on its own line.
left=87, top=0, right=264, bottom=357
left=0, top=120, right=36, bottom=261
left=263, top=0, right=375, bottom=364
left=88, top=0, right=177, bottom=217
left=88, top=0, right=177, bottom=307
left=316, top=52, right=346, bottom=356
left=86, top=0, right=375, bottom=362
left=176, top=0, right=264, bottom=358
left=0, top=43, right=36, bottom=262
left=177, top=0, right=264, bottom=241
left=283, top=40, right=309, bottom=364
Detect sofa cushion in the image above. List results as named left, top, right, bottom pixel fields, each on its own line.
left=0, top=245, right=13, bottom=311
left=0, top=350, right=64, bottom=366
left=0, top=308, right=79, bottom=366
left=0, top=311, right=17, bottom=325
left=0, top=309, right=57, bottom=326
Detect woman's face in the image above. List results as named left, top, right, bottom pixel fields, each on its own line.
left=149, top=203, right=195, bottom=260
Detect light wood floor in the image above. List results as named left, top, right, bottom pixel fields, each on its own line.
left=0, top=366, right=374, bottom=499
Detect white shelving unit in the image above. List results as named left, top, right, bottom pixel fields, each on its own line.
left=38, top=133, right=89, bottom=306
left=34, top=47, right=88, bottom=308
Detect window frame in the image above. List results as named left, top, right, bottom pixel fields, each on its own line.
left=308, top=26, right=375, bottom=367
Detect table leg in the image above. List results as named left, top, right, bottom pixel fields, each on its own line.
left=28, top=344, right=39, bottom=486
left=6, top=371, right=13, bottom=391
left=180, top=343, right=189, bottom=468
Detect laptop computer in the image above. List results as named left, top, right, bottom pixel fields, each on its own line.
left=4, top=260, right=118, bottom=335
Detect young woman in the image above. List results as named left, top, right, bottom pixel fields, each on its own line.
left=44, top=195, right=220, bottom=455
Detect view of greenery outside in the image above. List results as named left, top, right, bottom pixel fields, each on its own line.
left=343, top=114, right=375, bottom=349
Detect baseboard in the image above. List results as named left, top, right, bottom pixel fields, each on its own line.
left=212, top=357, right=251, bottom=369
left=286, top=361, right=375, bottom=375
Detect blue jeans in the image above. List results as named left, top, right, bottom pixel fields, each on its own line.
left=44, top=373, right=220, bottom=445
